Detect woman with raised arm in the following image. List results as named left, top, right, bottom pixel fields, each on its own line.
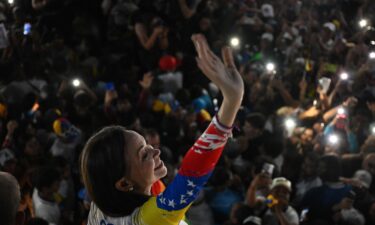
left=80, top=34, right=244, bottom=225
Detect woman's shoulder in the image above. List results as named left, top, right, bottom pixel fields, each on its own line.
left=88, top=202, right=190, bottom=225
left=87, top=203, right=136, bottom=225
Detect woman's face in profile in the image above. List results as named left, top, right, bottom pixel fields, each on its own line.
left=124, top=131, right=168, bottom=192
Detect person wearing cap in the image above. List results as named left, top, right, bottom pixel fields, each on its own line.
left=262, top=177, right=299, bottom=225
left=261, top=4, right=274, bottom=19
left=259, top=32, right=274, bottom=59
left=341, top=169, right=373, bottom=222
left=319, top=22, right=336, bottom=52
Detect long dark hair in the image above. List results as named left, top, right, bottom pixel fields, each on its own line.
left=80, top=126, right=149, bottom=216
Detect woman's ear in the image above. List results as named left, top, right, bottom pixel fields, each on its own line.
left=115, top=177, right=134, bottom=192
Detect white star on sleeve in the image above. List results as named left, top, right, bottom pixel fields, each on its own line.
left=187, top=190, right=194, bottom=196
left=168, top=199, right=176, bottom=208
left=180, top=198, right=187, bottom=204
left=159, top=197, right=166, bottom=204
left=187, top=180, right=196, bottom=188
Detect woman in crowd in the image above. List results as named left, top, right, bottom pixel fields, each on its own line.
left=80, top=34, right=244, bottom=225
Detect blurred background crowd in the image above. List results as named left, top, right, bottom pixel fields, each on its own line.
left=1, top=0, right=375, bottom=225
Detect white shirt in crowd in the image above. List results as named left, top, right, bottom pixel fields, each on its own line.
left=32, top=189, right=61, bottom=225
left=263, top=206, right=299, bottom=225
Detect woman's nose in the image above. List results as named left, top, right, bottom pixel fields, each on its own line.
left=152, top=148, right=161, bottom=157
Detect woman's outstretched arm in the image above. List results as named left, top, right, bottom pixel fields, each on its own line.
left=135, top=34, right=244, bottom=225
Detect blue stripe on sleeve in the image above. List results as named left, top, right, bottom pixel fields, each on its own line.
left=156, top=172, right=212, bottom=211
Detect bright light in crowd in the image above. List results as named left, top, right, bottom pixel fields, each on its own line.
left=8, top=0, right=13, bottom=4
left=340, top=72, right=349, bottom=80
left=230, top=37, right=240, bottom=47
left=370, top=123, right=375, bottom=135
left=371, top=41, right=375, bottom=46
left=337, top=107, right=346, bottom=115
left=359, top=19, right=368, bottom=28
left=369, top=52, right=375, bottom=59
left=72, top=79, right=80, bottom=87
left=313, top=100, right=317, bottom=106
left=266, top=63, right=275, bottom=72
left=328, top=134, right=339, bottom=145
left=285, top=118, right=296, bottom=129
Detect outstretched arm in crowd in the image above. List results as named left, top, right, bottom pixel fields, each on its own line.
left=178, top=0, right=200, bottom=19
left=323, top=97, right=358, bottom=122
left=245, top=174, right=271, bottom=208
left=135, top=23, right=164, bottom=51
left=270, top=79, right=299, bottom=108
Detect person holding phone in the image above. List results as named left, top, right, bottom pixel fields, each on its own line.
left=80, top=34, right=244, bottom=225
left=245, top=163, right=273, bottom=208
left=323, top=112, right=358, bottom=154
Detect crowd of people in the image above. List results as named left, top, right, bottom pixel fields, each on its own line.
left=1, top=0, right=375, bottom=225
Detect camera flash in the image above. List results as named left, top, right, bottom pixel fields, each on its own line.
left=340, top=72, right=348, bottom=80
left=72, top=79, right=80, bottom=87
left=328, top=134, right=339, bottom=145
left=266, top=63, right=275, bottom=72
left=230, top=37, right=240, bottom=47
left=337, top=107, right=345, bottom=115
left=359, top=19, right=368, bottom=28
left=285, top=118, right=296, bottom=129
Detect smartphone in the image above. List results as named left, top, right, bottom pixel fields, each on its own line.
left=23, top=23, right=31, bottom=36
left=262, top=163, right=274, bottom=176
left=105, top=82, right=115, bottom=91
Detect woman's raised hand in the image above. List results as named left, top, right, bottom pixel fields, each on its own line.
left=192, top=34, right=244, bottom=109
left=191, top=34, right=244, bottom=126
